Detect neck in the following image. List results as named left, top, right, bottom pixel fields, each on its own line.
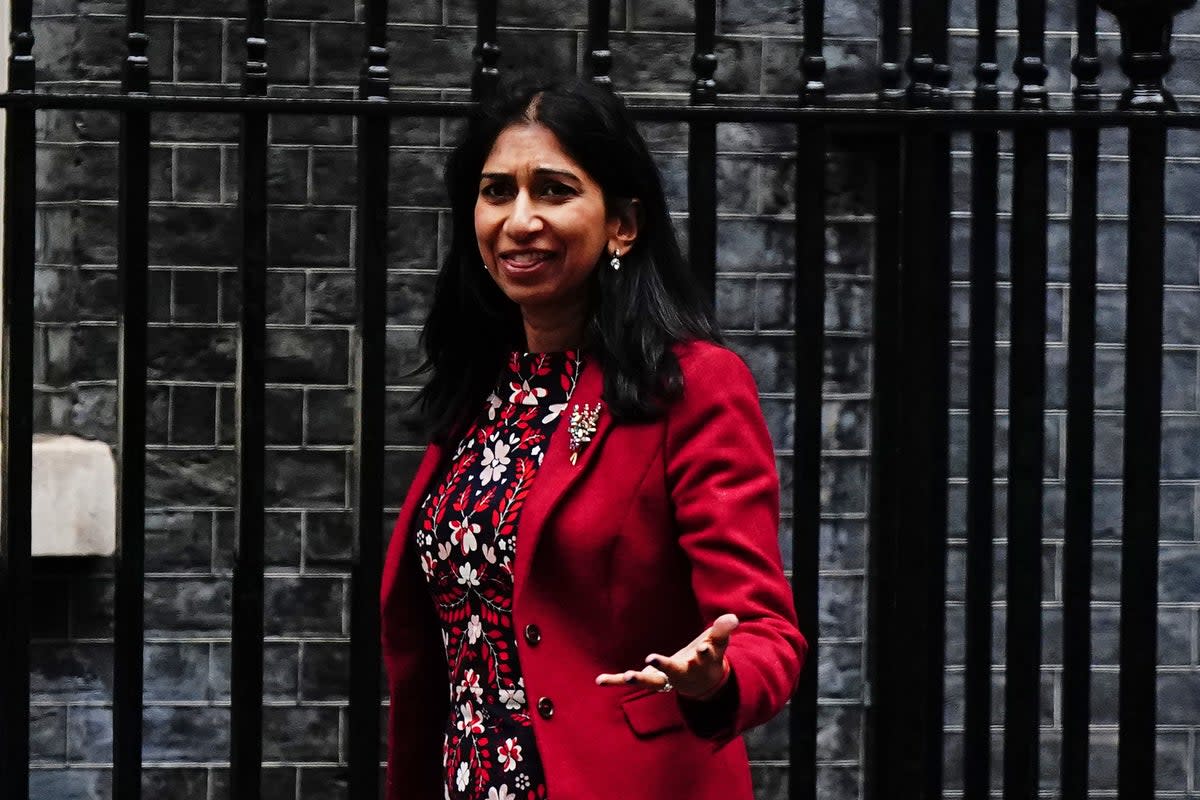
left=520, top=302, right=587, bottom=353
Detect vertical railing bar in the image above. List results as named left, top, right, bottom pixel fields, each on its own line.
left=1004, top=0, right=1049, bottom=796
left=0, top=0, right=35, bottom=797
left=963, top=0, right=999, bottom=794
left=347, top=2, right=390, bottom=796
left=878, top=0, right=903, bottom=104
left=1061, top=0, right=1100, bottom=795
left=687, top=0, right=717, bottom=304
left=473, top=0, right=500, bottom=101
left=926, top=1, right=953, bottom=796
left=1096, top=2, right=1197, bottom=794
left=113, top=0, right=151, bottom=795
left=586, top=0, right=613, bottom=88
left=865, top=0, right=902, bottom=792
left=863, top=132, right=902, bottom=800
left=792, top=3, right=825, bottom=798
left=230, top=0, right=268, bottom=796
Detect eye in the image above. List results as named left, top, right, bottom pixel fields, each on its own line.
left=541, top=182, right=577, bottom=199
left=480, top=182, right=513, bottom=200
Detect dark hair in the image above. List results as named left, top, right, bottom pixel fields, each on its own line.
left=415, top=79, right=721, bottom=442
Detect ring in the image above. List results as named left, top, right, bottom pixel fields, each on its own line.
left=658, top=680, right=674, bottom=694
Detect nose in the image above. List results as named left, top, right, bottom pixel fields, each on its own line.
left=503, top=189, right=544, bottom=239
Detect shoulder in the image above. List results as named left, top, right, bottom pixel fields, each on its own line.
left=670, top=339, right=758, bottom=392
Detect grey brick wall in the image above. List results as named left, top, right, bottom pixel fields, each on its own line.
left=23, top=0, right=1200, bottom=798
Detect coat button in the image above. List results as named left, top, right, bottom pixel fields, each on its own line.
left=524, top=624, right=542, bottom=646
left=536, top=697, right=555, bottom=719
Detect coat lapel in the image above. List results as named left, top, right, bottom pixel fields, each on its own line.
left=514, top=351, right=613, bottom=606
left=380, top=441, right=445, bottom=608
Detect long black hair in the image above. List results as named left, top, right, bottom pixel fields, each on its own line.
left=415, top=79, right=721, bottom=442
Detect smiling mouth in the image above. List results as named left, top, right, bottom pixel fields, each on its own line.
left=499, top=251, right=556, bottom=270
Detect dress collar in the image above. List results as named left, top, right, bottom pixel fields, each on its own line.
left=498, top=349, right=582, bottom=407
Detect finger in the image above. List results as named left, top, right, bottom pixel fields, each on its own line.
left=706, top=613, right=740, bottom=648
left=595, top=668, right=670, bottom=691
left=645, top=653, right=689, bottom=680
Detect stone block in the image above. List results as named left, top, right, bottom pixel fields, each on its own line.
left=270, top=0, right=355, bottom=20
left=269, top=146, right=311, bottom=204
left=142, top=768, right=209, bottom=800
left=143, top=643, right=212, bottom=702
left=305, top=510, right=354, bottom=565
left=1162, top=416, right=1200, bottom=479
left=29, top=769, right=111, bottom=800
left=387, top=211, right=441, bottom=270
left=386, top=26, right=474, bottom=90
left=177, top=18, right=224, bottom=83
left=387, top=271, right=437, bottom=326
left=817, top=642, right=863, bottom=700
left=385, top=327, right=426, bottom=384
left=144, top=510, right=214, bottom=572
left=719, top=0, right=800, bottom=34
left=818, top=575, right=864, bottom=638
left=270, top=110, right=356, bottom=146
left=268, top=270, right=309, bottom=324
left=172, top=269, right=220, bottom=323
left=143, top=706, right=230, bottom=762
left=31, top=703, right=68, bottom=762
left=265, top=327, right=350, bottom=383
left=716, top=277, right=756, bottom=330
left=307, top=271, right=355, bottom=324
left=311, top=21, right=360, bottom=86
left=750, top=764, right=789, bottom=800
left=146, top=448, right=237, bottom=506
left=150, top=205, right=240, bottom=266
left=217, top=386, right=304, bottom=446
left=264, top=20, right=312, bottom=85
left=31, top=642, right=113, bottom=702
left=306, top=387, right=354, bottom=445
left=66, top=705, right=113, bottom=764
left=268, top=207, right=352, bottom=266
left=298, top=766, right=351, bottom=798
left=174, top=146, right=223, bottom=204
left=310, top=147, right=356, bottom=205
left=262, top=706, right=340, bottom=762
left=145, top=577, right=231, bottom=637
left=11, top=435, right=118, bottom=557
left=300, top=641, right=349, bottom=701
left=264, top=449, right=347, bottom=508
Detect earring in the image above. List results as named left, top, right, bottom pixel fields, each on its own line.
left=609, top=249, right=621, bottom=271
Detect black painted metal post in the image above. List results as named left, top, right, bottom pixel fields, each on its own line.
left=1061, top=1, right=1101, bottom=796
left=0, top=1, right=35, bottom=797
left=864, top=3, right=902, bottom=797
left=1003, top=0, right=1049, bottom=795
left=687, top=0, right=717, bottom=304
left=792, top=4, right=825, bottom=798
left=348, top=3, right=390, bottom=794
left=231, top=2, right=268, bottom=796
left=964, top=0, right=999, bottom=795
left=473, top=0, right=500, bottom=101
left=1095, top=2, right=1196, bottom=796
left=113, top=0, right=151, bottom=795
left=586, top=0, right=613, bottom=88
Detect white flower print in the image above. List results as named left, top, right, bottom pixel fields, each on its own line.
left=466, top=614, right=482, bottom=644
left=485, top=392, right=502, bottom=421
left=509, top=378, right=548, bottom=405
left=481, top=543, right=497, bottom=564
left=479, top=437, right=511, bottom=485
left=514, top=774, right=530, bottom=791
left=456, top=701, right=484, bottom=734
left=456, top=563, right=479, bottom=587
left=456, top=762, right=471, bottom=791
left=459, top=669, right=484, bottom=702
left=541, top=402, right=566, bottom=424
left=450, top=519, right=480, bottom=554
left=437, top=541, right=452, bottom=561
left=497, top=738, right=522, bottom=772
left=487, top=787, right=515, bottom=800
left=498, top=684, right=525, bottom=710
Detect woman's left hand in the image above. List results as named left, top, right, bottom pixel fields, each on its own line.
left=594, top=613, right=739, bottom=699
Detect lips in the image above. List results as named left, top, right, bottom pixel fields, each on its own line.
left=498, top=249, right=556, bottom=273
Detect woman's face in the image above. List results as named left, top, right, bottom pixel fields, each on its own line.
left=475, top=123, right=621, bottom=316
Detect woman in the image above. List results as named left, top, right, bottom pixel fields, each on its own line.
left=380, top=80, right=806, bottom=800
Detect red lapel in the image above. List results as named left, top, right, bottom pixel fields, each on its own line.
left=380, top=441, right=445, bottom=608
left=513, top=351, right=614, bottom=607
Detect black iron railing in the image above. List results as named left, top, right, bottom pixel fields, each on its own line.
left=2, top=0, right=1198, bottom=799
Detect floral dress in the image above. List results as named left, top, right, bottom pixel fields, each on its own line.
left=414, top=349, right=583, bottom=800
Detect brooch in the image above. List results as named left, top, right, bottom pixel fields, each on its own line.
left=568, top=402, right=602, bottom=465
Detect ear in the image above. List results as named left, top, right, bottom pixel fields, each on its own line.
left=606, top=198, right=641, bottom=255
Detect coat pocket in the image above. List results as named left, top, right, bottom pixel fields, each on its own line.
left=620, top=689, right=686, bottom=738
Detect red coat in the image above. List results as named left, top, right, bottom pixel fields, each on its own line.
left=381, top=339, right=806, bottom=799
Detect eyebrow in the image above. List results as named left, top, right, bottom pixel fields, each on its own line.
left=479, top=167, right=582, bottom=182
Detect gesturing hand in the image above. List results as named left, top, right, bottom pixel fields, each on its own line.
left=595, top=613, right=739, bottom=699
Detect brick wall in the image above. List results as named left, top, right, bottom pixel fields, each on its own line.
left=24, top=0, right=1200, bottom=798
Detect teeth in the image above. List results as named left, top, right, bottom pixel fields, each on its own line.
left=505, top=252, right=548, bottom=266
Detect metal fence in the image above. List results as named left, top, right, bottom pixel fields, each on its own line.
left=1, top=0, right=1198, bottom=798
